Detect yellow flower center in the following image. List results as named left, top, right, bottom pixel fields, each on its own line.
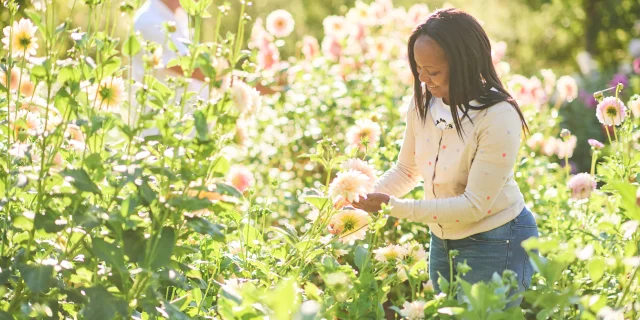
left=343, top=217, right=356, bottom=231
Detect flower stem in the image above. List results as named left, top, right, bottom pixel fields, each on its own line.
left=615, top=264, right=639, bottom=309
left=1, top=9, right=16, bottom=260
left=604, top=126, right=613, bottom=147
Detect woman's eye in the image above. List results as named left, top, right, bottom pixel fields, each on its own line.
left=428, top=71, right=438, bottom=76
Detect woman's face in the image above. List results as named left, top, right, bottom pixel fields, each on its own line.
left=413, top=35, right=450, bottom=103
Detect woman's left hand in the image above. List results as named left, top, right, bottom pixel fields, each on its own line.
left=351, top=193, right=391, bottom=213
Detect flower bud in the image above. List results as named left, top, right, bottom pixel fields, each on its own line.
left=616, top=82, right=625, bottom=94
left=593, top=91, right=604, bottom=102
left=119, top=1, right=134, bottom=14
left=165, top=21, right=177, bottom=33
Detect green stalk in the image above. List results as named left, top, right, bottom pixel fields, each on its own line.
left=615, top=264, right=639, bottom=309
left=233, top=1, right=247, bottom=62
left=590, top=150, right=598, bottom=176
left=1, top=8, right=16, bottom=259
left=127, top=13, right=135, bottom=127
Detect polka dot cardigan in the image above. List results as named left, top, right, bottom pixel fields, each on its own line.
left=374, top=100, right=526, bottom=240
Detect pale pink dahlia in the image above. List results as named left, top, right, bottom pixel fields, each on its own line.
left=373, top=244, right=407, bottom=263
left=346, top=118, right=381, bottom=149
left=257, top=41, right=280, bottom=71
left=327, top=208, right=369, bottom=243
left=0, top=67, right=20, bottom=91
left=302, top=36, right=320, bottom=59
left=556, top=75, right=578, bottom=102
left=227, top=165, right=255, bottom=193
left=266, top=9, right=295, bottom=38
left=321, top=36, right=343, bottom=61
left=596, top=96, right=626, bottom=126
left=491, top=41, right=507, bottom=65
left=322, top=16, right=350, bottom=38
left=340, top=158, right=377, bottom=185
left=567, top=173, right=597, bottom=200
left=588, top=139, right=604, bottom=150
left=508, top=75, right=547, bottom=107
left=230, top=79, right=261, bottom=116
left=400, top=300, right=426, bottom=320
left=328, top=169, right=373, bottom=203
left=406, top=4, right=430, bottom=28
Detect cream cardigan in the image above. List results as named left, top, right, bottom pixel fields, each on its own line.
left=374, top=99, right=526, bottom=240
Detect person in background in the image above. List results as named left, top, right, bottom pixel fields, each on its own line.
left=129, top=0, right=213, bottom=136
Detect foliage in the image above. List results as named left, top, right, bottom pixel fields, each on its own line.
left=0, top=0, right=638, bottom=319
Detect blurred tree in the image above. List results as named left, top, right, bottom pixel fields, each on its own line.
left=522, top=0, right=640, bottom=72
left=3, top=0, right=638, bottom=76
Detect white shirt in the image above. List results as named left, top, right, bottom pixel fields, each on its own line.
left=130, top=0, right=209, bottom=135
left=430, top=97, right=481, bottom=130
left=133, top=2, right=208, bottom=98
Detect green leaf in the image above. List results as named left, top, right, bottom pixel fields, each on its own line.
left=0, top=267, right=10, bottom=285
left=267, top=277, right=299, bottom=320
left=161, top=301, right=190, bottom=320
left=82, top=286, right=127, bottom=320
left=89, top=115, right=105, bottom=136
left=18, top=264, right=53, bottom=293
left=62, top=168, right=102, bottom=195
left=354, top=246, right=368, bottom=270
left=123, top=230, right=146, bottom=263
left=12, top=214, right=34, bottom=231
left=138, top=181, right=157, bottom=205
left=268, top=226, right=299, bottom=247
left=304, top=282, right=322, bottom=301
left=24, top=10, right=44, bottom=33
left=92, top=238, right=126, bottom=271
left=144, top=75, right=172, bottom=99
left=30, top=65, right=47, bottom=79
left=58, top=66, right=81, bottom=84
left=215, top=182, right=243, bottom=198
left=194, top=110, right=208, bottom=142
left=120, top=197, right=138, bottom=217
left=220, top=283, right=242, bottom=305
left=587, top=257, right=605, bottom=283
left=150, top=227, right=175, bottom=269
left=178, top=0, right=197, bottom=15
left=186, top=218, right=225, bottom=242
left=608, top=182, right=640, bottom=221
left=0, top=310, right=14, bottom=320
left=73, top=211, right=101, bottom=230
left=301, top=190, right=330, bottom=210
left=211, top=156, right=230, bottom=176
left=100, top=57, right=122, bottom=78
left=34, top=209, right=66, bottom=233
left=122, top=34, right=141, bottom=57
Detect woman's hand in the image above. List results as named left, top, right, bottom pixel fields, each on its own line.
left=351, top=193, right=391, bottom=213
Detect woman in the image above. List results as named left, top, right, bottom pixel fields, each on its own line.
left=352, top=8, right=539, bottom=307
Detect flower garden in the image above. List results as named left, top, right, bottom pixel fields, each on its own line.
left=0, top=0, right=639, bottom=319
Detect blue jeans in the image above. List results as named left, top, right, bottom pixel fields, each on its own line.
left=429, top=207, right=539, bottom=307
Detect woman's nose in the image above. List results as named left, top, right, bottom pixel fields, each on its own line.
left=418, top=72, right=430, bottom=84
